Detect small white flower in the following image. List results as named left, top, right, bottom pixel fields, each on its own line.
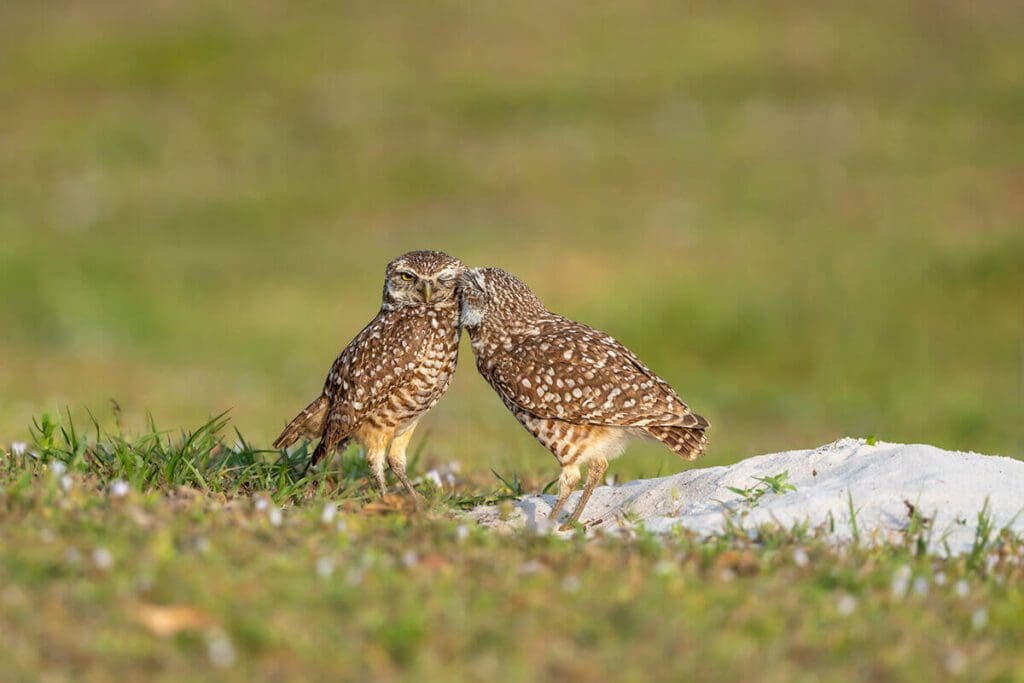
left=792, top=548, right=809, bottom=568
left=836, top=594, right=857, bottom=616
left=316, top=557, right=334, bottom=579
left=934, top=571, right=947, bottom=586
left=455, top=524, right=470, bottom=543
left=424, top=469, right=443, bottom=488
left=891, top=565, right=911, bottom=599
left=944, top=650, right=967, bottom=675
left=11, top=442, right=27, bottom=457
left=50, top=461, right=67, bottom=477
left=267, top=506, right=283, bottom=528
left=60, top=475, right=73, bottom=492
left=401, top=551, right=419, bottom=568
left=109, top=480, right=130, bottom=498
left=971, top=608, right=988, bottom=630
left=345, top=566, right=364, bottom=586
left=254, top=498, right=269, bottom=512
left=320, top=503, right=337, bottom=524
left=562, top=575, right=581, bottom=593
left=519, top=560, right=544, bottom=575
left=912, top=576, right=929, bottom=597
left=335, top=519, right=348, bottom=534
left=955, top=579, right=970, bottom=598
left=92, top=548, right=114, bottom=571
left=206, top=630, right=236, bottom=668
left=654, top=560, right=677, bottom=576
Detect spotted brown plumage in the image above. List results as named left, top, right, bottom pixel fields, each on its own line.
left=274, top=250, right=465, bottom=503
left=459, top=267, right=709, bottom=529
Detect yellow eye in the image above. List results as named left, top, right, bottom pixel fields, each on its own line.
left=399, top=272, right=415, bottom=282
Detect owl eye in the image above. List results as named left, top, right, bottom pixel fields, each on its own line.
left=398, top=272, right=415, bottom=282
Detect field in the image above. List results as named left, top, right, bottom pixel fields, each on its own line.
left=3, top=420, right=1024, bottom=681
left=1, top=0, right=1022, bottom=680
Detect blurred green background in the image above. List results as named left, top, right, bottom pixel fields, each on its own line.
left=1, top=0, right=1021, bottom=479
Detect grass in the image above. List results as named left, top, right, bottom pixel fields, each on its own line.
left=2, top=413, right=1023, bottom=681
left=726, top=470, right=797, bottom=506
left=2, top=0, right=1023, bottom=679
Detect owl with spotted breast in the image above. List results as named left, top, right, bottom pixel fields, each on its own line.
left=459, top=267, right=709, bottom=529
left=274, top=250, right=465, bottom=503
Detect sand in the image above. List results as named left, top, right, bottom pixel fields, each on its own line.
left=467, top=438, right=1024, bottom=554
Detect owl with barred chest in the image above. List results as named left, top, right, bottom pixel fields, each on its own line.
left=274, top=251, right=465, bottom=503
left=459, top=267, right=710, bottom=529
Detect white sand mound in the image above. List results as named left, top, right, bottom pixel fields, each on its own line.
left=468, top=438, right=1024, bottom=554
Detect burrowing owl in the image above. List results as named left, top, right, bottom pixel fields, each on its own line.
left=459, top=268, right=709, bottom=529
left=274, top=250, right=465, bottom=503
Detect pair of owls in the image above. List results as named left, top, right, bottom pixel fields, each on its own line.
left=275, top=250, right=709, bottom=529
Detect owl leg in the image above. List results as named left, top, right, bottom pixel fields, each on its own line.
left=558, top=457, right=608, bottom=532
left=548, top=464, right=581, bottom=525
left=356, top=425, right=391, bottom=497
left=366, top=446, right=388, bottom=497
left=386, top=423, right=422, bottom=509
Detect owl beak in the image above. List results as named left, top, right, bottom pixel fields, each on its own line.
left=421, top=281, right=433, bottom=303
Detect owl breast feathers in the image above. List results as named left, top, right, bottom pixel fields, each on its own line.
left=321, top=306, right=459, bottom=428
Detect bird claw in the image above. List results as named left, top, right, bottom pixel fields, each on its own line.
left=557, top=517, right=602, bottom=533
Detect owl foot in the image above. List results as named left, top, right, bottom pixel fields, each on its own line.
left=391, top=468, right=422, bottom=512
left=555, top=457, right=608, bottom=532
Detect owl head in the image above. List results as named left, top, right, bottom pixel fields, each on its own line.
left=383, top=250, right=465, bottom=308
left=458, top=267, right=547, bottom=329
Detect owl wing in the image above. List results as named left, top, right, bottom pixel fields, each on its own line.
left=320, top=309, right=425, bottom=432
left=485, top=317, right=708, bottom=428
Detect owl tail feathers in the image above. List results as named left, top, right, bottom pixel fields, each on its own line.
left=645, top=424, right=708, bottom=461
left=272, top=395, right=329, bottom=450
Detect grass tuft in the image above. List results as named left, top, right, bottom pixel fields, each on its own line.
left=23, top=410, right=334, bottom=503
